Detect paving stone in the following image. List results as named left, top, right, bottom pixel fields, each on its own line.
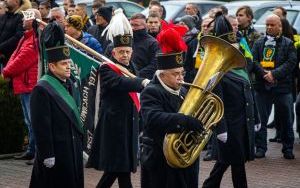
left=0, top=130, right=299, bottom=188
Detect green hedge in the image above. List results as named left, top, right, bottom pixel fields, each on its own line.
left=0, top=77, right=25, bottom=154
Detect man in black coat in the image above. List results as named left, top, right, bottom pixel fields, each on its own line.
left=252, top=14, right=296, bottom=160
left=87, top=32, right=150, bottom=187
left=29, top=24, right=84, bottom=188
left=140, top=27, right=204, bottom=188
left=203, top=13, right=259, bottom=188
left=0, top=0, right=31, bottom=67
left=130, top=13, right=160, bottom=79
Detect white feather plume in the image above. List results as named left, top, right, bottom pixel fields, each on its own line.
left=102, top=8, right=133, bottom=43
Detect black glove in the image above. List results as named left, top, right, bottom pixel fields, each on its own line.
left=167, top=113, right=204, bottom=133
left=183, top=115, right=205, bottom=133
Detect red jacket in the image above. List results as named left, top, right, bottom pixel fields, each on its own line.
left=3, top=29, right=38, bottom=94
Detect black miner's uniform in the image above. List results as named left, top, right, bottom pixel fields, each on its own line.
left=88, top=61, right=144, bottom=173
left=140, top=75, right=199, bottom=188
left=30, top=73, right=84, bottom=188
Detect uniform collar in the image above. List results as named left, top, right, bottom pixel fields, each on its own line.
left=156, top=71, right=180, bottom=96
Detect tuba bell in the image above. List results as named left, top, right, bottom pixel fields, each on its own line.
left=163, top=35, right=247, bottom=168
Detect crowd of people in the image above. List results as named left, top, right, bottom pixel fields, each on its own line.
left=0, top=0, right=299, bottom=187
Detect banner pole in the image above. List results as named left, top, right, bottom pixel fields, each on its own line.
left=36, top=19, right=136, bottom=78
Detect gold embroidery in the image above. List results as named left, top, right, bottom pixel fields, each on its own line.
left=175, top=54, right=183, bottom=64
left=63, top=47, right=70, bottom=57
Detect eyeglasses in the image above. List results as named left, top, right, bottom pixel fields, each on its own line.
left=116, top=50, right=132, bottom=55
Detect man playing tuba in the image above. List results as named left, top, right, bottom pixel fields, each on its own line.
left=140, top=27, right=204, bottom=188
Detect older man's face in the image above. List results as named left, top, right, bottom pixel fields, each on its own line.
left=266, top=15, right=281, bottom=37
left=112, top=46, right=133, bottom=66
left=50, top=10, right=65, bottom=27
left=160, top=67, right=185, bottom=90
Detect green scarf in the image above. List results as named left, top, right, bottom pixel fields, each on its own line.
left=230, top=68, right=250, bottom=83
left=40, top=74, right=84, bottom=134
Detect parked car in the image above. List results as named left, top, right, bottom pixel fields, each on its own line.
left=223, top=1, right=300, bottom=22
left=254, top=5, right=300, bottom=34
left=105, top=0, right=145, bottom=18
left=141, top=0, right=225, bottom=23
left=57, top=0, right=145, bottom=18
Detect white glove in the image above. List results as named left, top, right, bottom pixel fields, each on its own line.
left=43, top=157, right=55, bottom=168
left=217, top=132, right=228, bottom=143
left=255, top=123, right=261, bottom=132
left=142, top=79, right=150, bottom=87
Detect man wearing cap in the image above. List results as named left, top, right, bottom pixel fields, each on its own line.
left=29, top=23, right=84, bottom=188
left=2, top=9, right=40, bottom=164
left=202, top=13, right=259, bottom=188
left=139, top=28, right=204, bottom=188
left=65, top=15, right=103, bottom=53
left=88, top=6, right=113, bottom=52
left=88, top=9, right=150, bottom=187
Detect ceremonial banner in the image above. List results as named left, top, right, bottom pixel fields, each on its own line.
left=69, top=45, right=102, bottom=152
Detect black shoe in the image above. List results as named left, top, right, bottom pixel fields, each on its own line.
left=25, top=158, right=35, bottom=165
left=255, top=151, right=265, bottom=158
left=283, top=152, right=295, bottom=160
left=203, top=152, right=212, bottom=161
left=14, top=152, right=34, bottom=160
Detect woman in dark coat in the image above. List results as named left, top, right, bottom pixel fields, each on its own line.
left=202, top=13, right=259, bottom=188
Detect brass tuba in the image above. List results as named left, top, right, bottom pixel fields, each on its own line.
left=163, top=35, right=247, bottom=168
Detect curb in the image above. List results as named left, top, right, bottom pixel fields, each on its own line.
left=0, top=152, right=23, bottom=160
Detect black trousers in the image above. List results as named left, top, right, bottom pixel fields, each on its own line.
left=202, top=162, right=247, bottom=188
left=97, top=172, right=132, bottom=188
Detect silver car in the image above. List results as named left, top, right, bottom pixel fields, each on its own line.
left=224, top=0, right=300, bottom=22
left=254, top=5, right=300, bottom=34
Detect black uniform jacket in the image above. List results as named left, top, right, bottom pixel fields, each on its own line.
left=140, top=75, right=199, bottom=188
left=213, top=71, right=259, bottom=165
left=30, top=74, right=84, bottom=188
left=88, top=62, right=144, bottom=173
left=132, top=29, right=160, bottom=79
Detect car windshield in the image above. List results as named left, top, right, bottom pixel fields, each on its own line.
left=141, top=4, right=183, bottom=21
left=226, top=5, right=243, bottom=17
left=256, top=9, right=299, bottom=25
left=164, top=4, right=183, bottom=21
